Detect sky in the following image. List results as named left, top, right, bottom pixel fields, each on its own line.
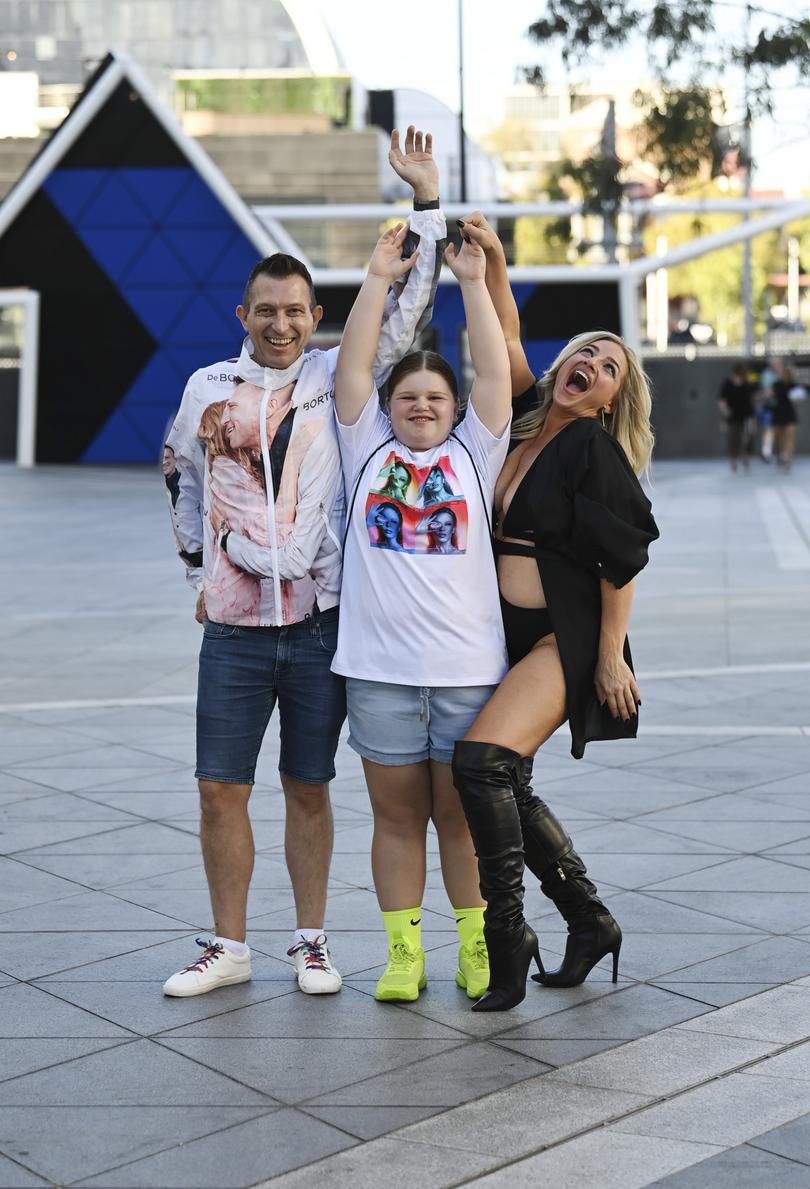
left=314, top=0, right=810, bottom=197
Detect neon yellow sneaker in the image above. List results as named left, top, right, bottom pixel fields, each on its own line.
left=455, top=934, right=490, bottom=999
left=374, top=938, right=427, bottom=1002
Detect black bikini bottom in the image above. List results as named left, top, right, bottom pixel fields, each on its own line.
left=499, top=595, right=553, bottom=666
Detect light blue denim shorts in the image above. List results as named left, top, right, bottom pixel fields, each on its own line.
left=346, top=678, right=498, bottom=766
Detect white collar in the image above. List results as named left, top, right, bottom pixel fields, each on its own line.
left=236, top=337, right=307, bottom=393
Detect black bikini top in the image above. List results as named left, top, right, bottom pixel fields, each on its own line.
left=494, top=459, right=537, bottom=559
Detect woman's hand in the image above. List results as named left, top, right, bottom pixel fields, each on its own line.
left=388, top=126, right=439, bottom=203
left=444, top=236, right=486, bottom=284
left=368, top=223, right=419, bottom=283
left=457, top=211, right=504, bottom=258
left=595, top=652, right=640, bottom=721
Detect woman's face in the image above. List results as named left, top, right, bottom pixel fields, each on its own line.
left=390, top=464, right=410, bottom=490
left=388, top=368, right=457, bottom=451
left=552, top=339, right=627, bottom=419
left=429, top=509, right=455, bottom=545
left=424, top=468, right=443, bottom=494
left=375, top=505, right=401, bottom=542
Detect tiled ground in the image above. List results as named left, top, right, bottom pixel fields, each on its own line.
left=1, top=458, right=809, bottom=1187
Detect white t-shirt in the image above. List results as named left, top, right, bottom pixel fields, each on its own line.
left=332, top=389, right=511, bottom=687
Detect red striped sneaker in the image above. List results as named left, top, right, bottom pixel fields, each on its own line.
left=162, top=937, right=251, bottom=997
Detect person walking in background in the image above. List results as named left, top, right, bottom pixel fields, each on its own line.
left=771, top=366, right=801, bottom=471
left=718, top=362, right=755, bottom=472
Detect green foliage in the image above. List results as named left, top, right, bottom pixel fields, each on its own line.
left=634, top=87, right=720, bottom=189
left=176, top=76, right=352, bottom=121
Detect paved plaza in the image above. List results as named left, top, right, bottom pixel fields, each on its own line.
left=1, top=457, right=810, bottom=1187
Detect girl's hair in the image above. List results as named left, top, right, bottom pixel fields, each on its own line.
left=512, top=330, right=654, bottom=476
left=386, top=350, right=459, bottom=403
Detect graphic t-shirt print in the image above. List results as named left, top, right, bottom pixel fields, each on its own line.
left=365, top=452, right=468, bottom=555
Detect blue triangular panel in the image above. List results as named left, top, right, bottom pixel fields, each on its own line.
left=165, top=345, right=239, bottom=385
left=82, top=406, right=155, bottom=462
left=208, top=234, right=261, bottom=286
left=168, top=228, right=235, bottom=281
left=163, top=174, right=234, bottom=228
left=119, top=167, right=194, bottom=221
left=122, top=285, right=191, bottom=340
left=79, top=173, right=152, bottom=228
left=43, top=168, right=111, bottom=223
left=169, top=293, right=241, bottom=344
left=119, top=352, right=185, bottom=409
left=125, top=402, right=180, bottom=455
left=122, top=233, right=194, bottom=285
left=80, top=227, right=152, bottom=283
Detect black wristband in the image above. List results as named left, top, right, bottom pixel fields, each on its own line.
left=413, top=197, right=440, bottom=210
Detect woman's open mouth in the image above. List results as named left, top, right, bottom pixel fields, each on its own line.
left=565, top=367, right=591, bottom=394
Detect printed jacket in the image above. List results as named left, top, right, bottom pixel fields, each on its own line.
left=165, top=208, right=445, bottom=627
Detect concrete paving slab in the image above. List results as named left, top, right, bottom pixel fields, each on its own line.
left=0, top=930, right=190, bottom=981
left=467, top=1131, right=726, bottom=1189
left=301, top=1104, right=440, bottom=1140
left=652, top=1144, right=810, bottom=1188
left=649, top=935, right=810, bottom=985
left=645, top=890, right=810, bottom=933
left=74, top=1107, right=358, bottom=1188
left=0, top=1105, right=270, bottom=1185
left=748, top=1112, right=810, bottom=1165
left=0, top=1153, right=49, bottom=1187
left=0, top=983, right=133, bottom=1038
left=159, top=1036, right=465, bottom=1104
left=498, top=984, right=711, bottom=1043
left=0, top=1037, right=130, bottom=1082
left=0, top=1039, right=271, bottom=1106
left=611, top=1069, right=810, bottom=1146
left=677, top=984, right=810, bottom=1043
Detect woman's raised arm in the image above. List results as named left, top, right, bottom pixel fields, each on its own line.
left=460, top=212, right=536, bottom=398
left=444, top=235, right=511, bottom=436
left=334, top=223, right=418, bottom=426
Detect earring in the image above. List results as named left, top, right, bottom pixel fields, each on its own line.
left=600, top=408, right=607, bottom=428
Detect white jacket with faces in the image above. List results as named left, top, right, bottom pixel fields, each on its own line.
left=165, top=208, right=446, bottom=627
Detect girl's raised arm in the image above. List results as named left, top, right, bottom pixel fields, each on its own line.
left=335, top=224, right=418, bottom=426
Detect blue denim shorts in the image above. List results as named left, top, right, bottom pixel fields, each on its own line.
left=345, top=678, right=497, bottom=766
left=196, top=607, right=346, bottom=785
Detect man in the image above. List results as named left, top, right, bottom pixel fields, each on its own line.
left=162, top=128, right=444, bottom=997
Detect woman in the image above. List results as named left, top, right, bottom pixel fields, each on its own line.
left=450, top=213, right=659, bottom=1011
left=416, top=506, right=460, bottom=554
left=332, top=220, right=514, bottom=1003
left=771, top=367, right=799, bottom=470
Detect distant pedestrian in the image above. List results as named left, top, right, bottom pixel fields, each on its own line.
left=772, top=366, right=801, bottom=471
left=718, top=363, right=755, bottom=471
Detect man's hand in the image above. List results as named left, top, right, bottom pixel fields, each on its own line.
left=195, top=591, right=207, bottom=625
left=444, top=236, right=486, bottom=284
left=388, top=126, right=439, bottom=203
left=368, top=223, right=419, bottom=283
left=457, top=211, right=505, bottom=259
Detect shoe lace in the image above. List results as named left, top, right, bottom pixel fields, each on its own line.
left=464, top=936, right=489, bottom=971
left=287, top=934, right=330, bottom=971
left=182, top=937, right=224, bottom=973
left=387, top=940, right=417, bottom=971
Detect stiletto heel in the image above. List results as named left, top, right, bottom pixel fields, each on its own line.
left=532, top=914, right=623, bottom=988
left=612, top=942, right=621, bottom=984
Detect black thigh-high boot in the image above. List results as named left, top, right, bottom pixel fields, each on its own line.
left=512, top=757, right=622, bottom=987
left=451, top=741, right=543, bottom=1012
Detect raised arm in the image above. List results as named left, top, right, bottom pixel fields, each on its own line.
left=335, top=224, right=419, bottom=426
left=444, top=235, right=511, bottom=437
left=460, top=212, right=536, bottom=398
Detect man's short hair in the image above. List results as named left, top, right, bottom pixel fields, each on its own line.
left=242, top=254, right=318, bottom=311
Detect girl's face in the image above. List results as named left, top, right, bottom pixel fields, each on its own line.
left=552, top=339, right=626, bottom=419
left=389, top=368, right=458, bottom=452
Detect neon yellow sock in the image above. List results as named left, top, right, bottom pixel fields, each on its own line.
left=381, top=907, right=422, bottom=950
left=454, top=906, right=485, bottom=946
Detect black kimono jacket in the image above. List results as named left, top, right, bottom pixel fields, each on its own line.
left=508, top=411, right=659, bottom=759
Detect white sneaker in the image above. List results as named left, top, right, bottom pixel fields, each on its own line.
left=163, top=937, right=251, bottom=997
left=287, top=934, right=342, bottom=995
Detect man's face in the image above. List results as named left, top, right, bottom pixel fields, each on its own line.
left=222, top=387, right=262, bottom=451
left=237, top=274, right=323, bottom=370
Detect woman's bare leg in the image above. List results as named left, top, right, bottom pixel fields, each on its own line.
left=465, top=635, right=567, bottom=752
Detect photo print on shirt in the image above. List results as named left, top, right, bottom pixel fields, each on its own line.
left=366, top=452, right=468, bottom=555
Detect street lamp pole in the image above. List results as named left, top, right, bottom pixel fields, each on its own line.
left=458, top=0, right=467, bottom=202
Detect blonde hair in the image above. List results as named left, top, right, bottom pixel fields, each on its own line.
left=198, top=399, right=262, bottom=482
left=513, top=331, right=655, bottom=476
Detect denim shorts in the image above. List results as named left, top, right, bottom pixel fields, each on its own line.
left=196, top=607, right=346, bottom=785
left=346, top=678, right=497, bottom=766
